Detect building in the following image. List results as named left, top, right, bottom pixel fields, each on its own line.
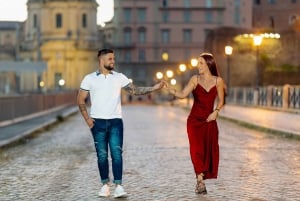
left=101, top=0, right=253, bottom=86
left=0, top=0, right=102, bottom=92
left=0, top=21, right=47, bottom=95
left=20, top=0, right=101, bottom=91
left=0, top=61, right=47, bottom=95
left=253, top=0, right=300, bottom=32
left=252, top=0, right=300, bottom=81
left=0, top=21, right=23, bottom=61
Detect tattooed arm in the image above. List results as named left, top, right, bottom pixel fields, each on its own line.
left=123, top=82, right=163, bottom=95
left=77, top=89, right=94, bottom=128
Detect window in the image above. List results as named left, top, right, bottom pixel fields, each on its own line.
left=269, top=16, right=274, bottom=28
left=183, top=10, right=191, bottom=22
left=234, top=1, right=240, bottom=25
left=56, top=13, right=62, bottom=28
left=206, top=0, right=212, bottom=7
left=124, top=52, right=131, bottom=62
left=205, top=11, right=213, bottom=23
left=161, top=29, right=170, bottom=43
left=184, top=0, right=190, bottom=7
left=162, top=0, right=168, bottom=7
left=162, top=11, right=169, bottom=22
left=183, top=29, right=192, bottom=43
left=82, top=14, right=87, bottom=28
left=33, top=14, right=37, bottom=28
left=254, top=0, right=261, bottom=5
left=289, top=14, right=299, bottom=25
left=138, top=49, right=146, bottom=62
left=124, top=8, right=132, bottom=22
left=138, top=27, right=146, bottom=43
left=268, top=0, right=276, bottom=4
left=124, top=27, right=132, bottom=44
left=137, top=8, right=146, bottom=23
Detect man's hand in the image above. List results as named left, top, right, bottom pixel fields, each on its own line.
left=153, top=81, right=165, bottom=91
left=86, top=118, right=95, bottom=128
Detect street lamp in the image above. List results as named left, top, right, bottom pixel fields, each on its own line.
left=225, top=45, right=233, bottom=91
left=190, top=58, right=198, bottom=67
left=156, top=71, right=163, bottom=80
left=58, top=79, right=65, bottom=91
left=166, top=70, right=174, bottom=79
left=179, top=64, right=186, bottom=90
left=253, top=35, right=263, bottom=88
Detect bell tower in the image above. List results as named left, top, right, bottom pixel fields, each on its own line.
left=22, top=0, right=101, bottom=90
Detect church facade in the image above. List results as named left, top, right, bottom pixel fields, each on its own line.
left=21, top=0, right=101, bottom=91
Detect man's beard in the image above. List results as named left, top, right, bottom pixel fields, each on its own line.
left=104, top=65, right=114, bottom=71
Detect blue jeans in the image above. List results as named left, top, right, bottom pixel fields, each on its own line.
left=90, top=118, right=124, bottom=185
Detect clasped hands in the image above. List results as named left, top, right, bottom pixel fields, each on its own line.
left=154, top=80, right=173, bottom=92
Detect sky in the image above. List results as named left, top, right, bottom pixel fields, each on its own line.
left=0, top=0, right=113, bottom=25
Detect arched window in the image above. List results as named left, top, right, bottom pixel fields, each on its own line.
left=138, top=27, right=146, bottom=43
left=289, top=14, right=299, bottom=25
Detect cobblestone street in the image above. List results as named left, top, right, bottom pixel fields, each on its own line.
left=0, top=105, right=299, bottom=201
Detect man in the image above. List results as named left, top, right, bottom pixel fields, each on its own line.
left=77, top=48, right=163, bottom=198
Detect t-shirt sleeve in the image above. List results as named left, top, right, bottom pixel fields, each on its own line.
left=80, top=75, right=90, bottom=91
left=120, top=73, right=131, bottom=87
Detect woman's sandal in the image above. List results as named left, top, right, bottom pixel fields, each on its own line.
left=195, top=173, right=207, bottom=195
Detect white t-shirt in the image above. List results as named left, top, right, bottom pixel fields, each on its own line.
left=80, top=71, right=131, bottom=119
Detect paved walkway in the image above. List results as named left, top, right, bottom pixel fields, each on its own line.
left=0, top=106, right=78, bottom=148
left=219, top=104, right=300, bottom=138
left=1, top=105, right=299, bottom=200
left=0, top=103, right=299, bottom=148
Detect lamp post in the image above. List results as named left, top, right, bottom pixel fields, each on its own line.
left=253, top=35, right=263, bottom=88
left=225, top=45, right=233, bottom=91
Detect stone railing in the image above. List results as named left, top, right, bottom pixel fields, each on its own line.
left=0, top=91, right=77, bottom=125
left=227, top=85, right=300, bottom=111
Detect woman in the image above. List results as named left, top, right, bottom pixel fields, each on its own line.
left=164, top=53, right=225, bottom=194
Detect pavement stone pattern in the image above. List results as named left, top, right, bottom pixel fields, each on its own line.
left=0, top=105, right=299, bottom=201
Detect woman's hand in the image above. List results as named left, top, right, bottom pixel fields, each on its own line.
left=206, top=110, right=218, bottom=122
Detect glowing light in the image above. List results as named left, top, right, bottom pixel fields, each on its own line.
left=156, top=72, right=163, bottom=80
left=179, top=64, right=186, bottom=72
left=170, top=78, right=176, bottom=85
left=166, top=70, right=174, bottom=78
left=225, top=46, right=233, bottom=56
left=58, top=79, right=65, bottom=86
left=190, top=58, right=198, bottom=67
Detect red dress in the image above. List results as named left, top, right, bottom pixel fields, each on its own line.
left=187, top=83, right=219, bottom=180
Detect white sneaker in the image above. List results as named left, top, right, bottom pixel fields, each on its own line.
left=98, top=184, right=110, bottom=197
left=113, top=185, right=127, bottom=198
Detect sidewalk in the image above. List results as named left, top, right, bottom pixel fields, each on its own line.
left=0, top=106, right=78, bottom=148
left=219, top=104, right=300, bottom=138
left=173, top=99, right=300, bottom=139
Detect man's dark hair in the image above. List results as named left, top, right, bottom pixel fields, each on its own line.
left=97, top=49, right=114, bottom=57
